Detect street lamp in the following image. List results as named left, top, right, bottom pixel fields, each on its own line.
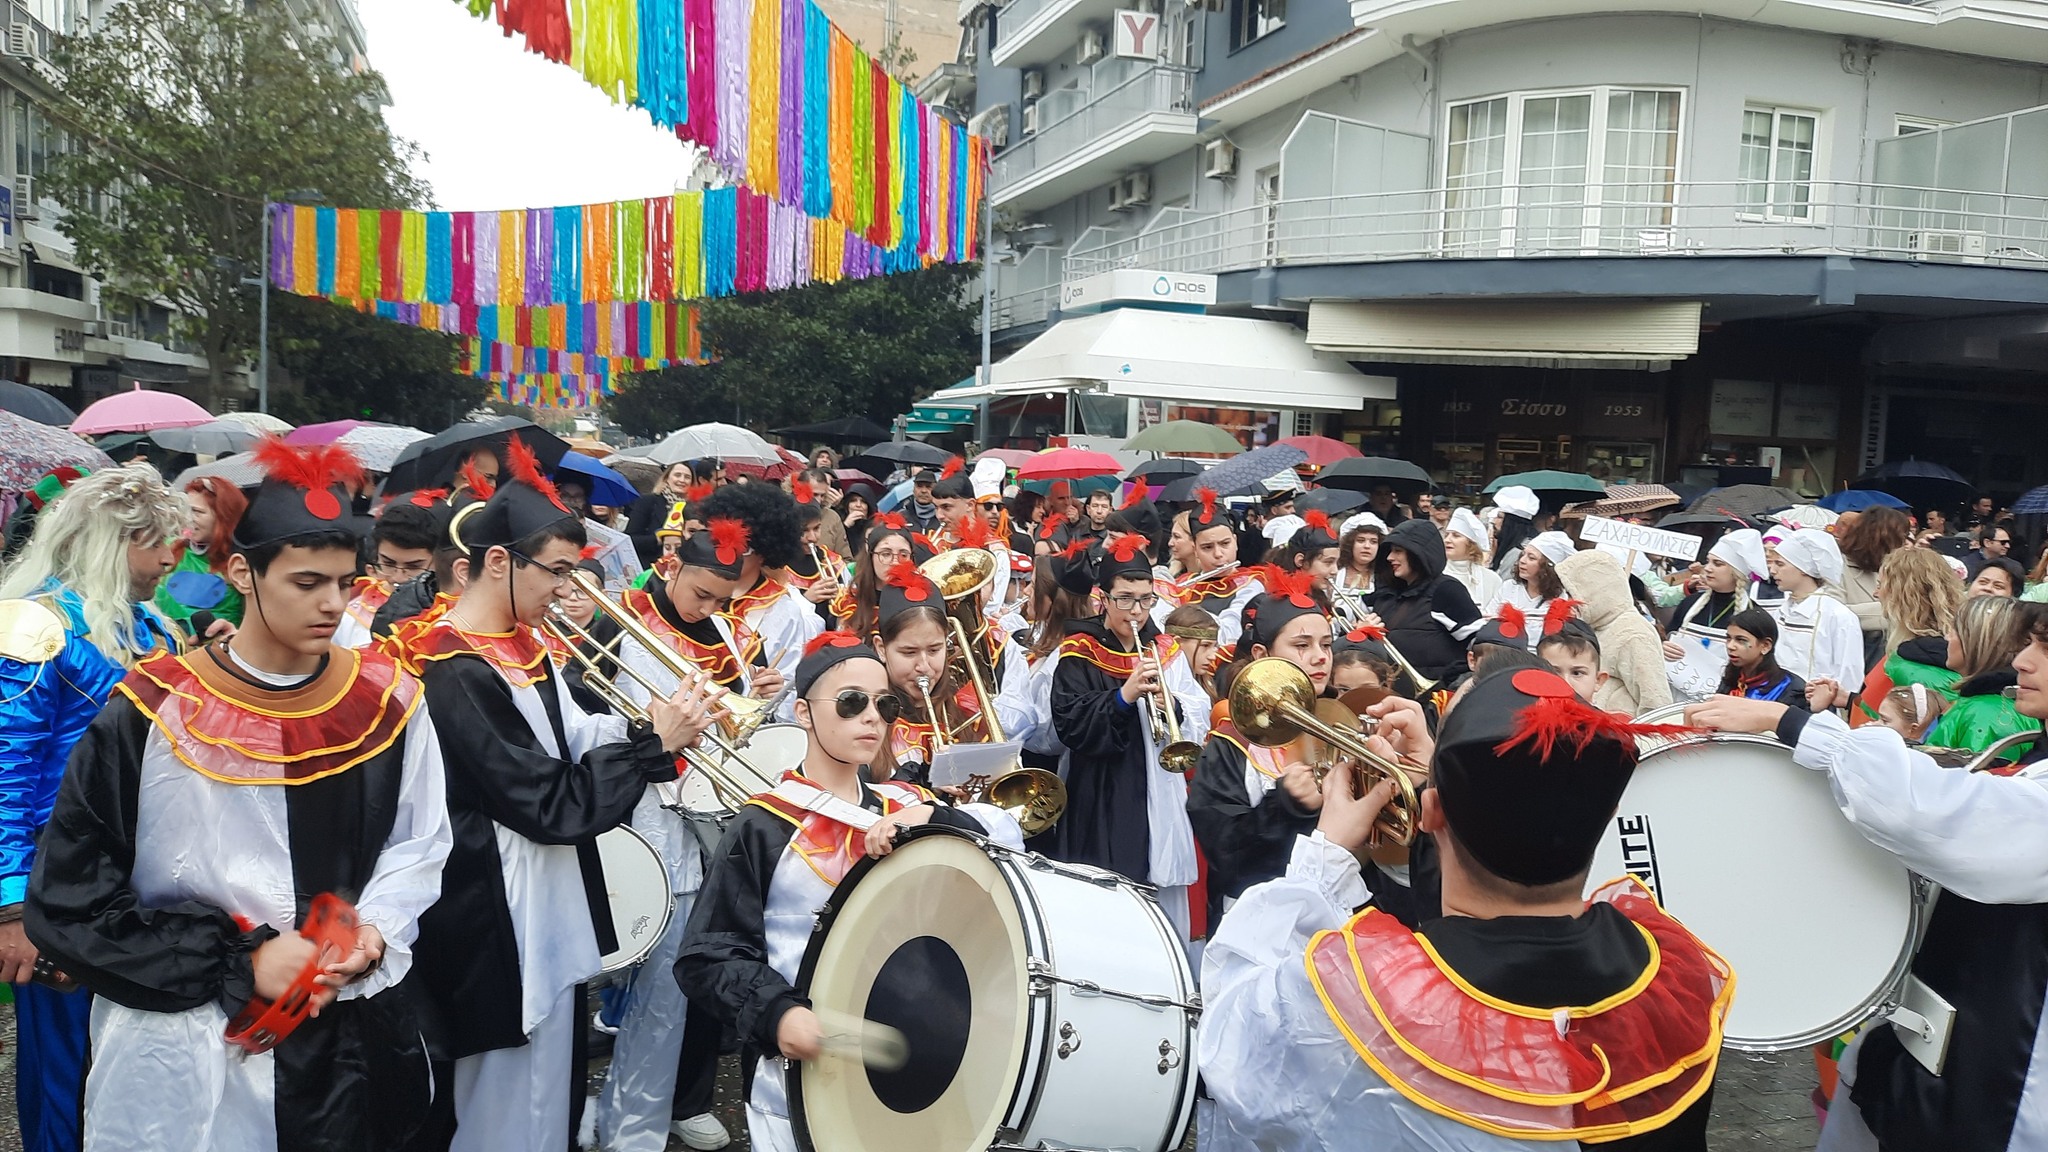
left=248, top=188, right=323, bottom=414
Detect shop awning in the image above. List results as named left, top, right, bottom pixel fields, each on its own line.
left=944, top=310, right=1393, bottom=411
left=1307, top=300, right=1703, bottom=366
left=25, top=243, right=82, bottom=274
left=904, top=377, right=981, bottom=434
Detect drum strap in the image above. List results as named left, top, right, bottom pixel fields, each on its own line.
left=769, top=778, right=882, bottom=832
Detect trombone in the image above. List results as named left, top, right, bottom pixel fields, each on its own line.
left=545, top=570, right=782, bottom=813
left=1227, top=657, right=1424, bottom=846
left=1147, top=639, right=1202, bottom=773
left=1168, top=560, right=1240, bottom=593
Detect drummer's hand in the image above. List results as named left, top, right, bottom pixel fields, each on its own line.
left=1661, top=640, right=1685, bottom=661
left=1363, top=696, right=1434, bottom=764
left=1278, top=761, right=1323, bottom=811
left=777, top=1006, right=824, bottom=1062
left=1119, top=660, right=1160, bottom=706
left=317, top=924, right=385, bottom=991
left=864, top=804, right=936, bottom=858
left=1683, top=695, right=1790, bottom=736
left=1315, top=759, right=1397, bottom=861
left=749, top=666, right=787, bottom=702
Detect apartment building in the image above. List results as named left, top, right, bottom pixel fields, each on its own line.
left=946, top=0, right=2048, bottom=501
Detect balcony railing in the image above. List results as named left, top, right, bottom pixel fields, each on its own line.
left=998, top=0, right=1077, bottom=33
left=1059, top=179, right=2048, bottom=282
left=981, top=283, right=1060, bottom=332
left=991, top=65, right=1195, bottom=192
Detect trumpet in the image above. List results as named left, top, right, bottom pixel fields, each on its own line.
left=1169, top=560, right=1240, bottom=593
left=1228, top=657, right=1424, bottom=846
left=1379, top=634, right=1441, bottom=695
left=1147, top=640, right=1201, bottom=773
left=545, top=570, right=782, bottom=812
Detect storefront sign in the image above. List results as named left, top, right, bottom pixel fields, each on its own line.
left=1113, top=9, right=1161, bottom=58
left=1579, top=514, right=1702, bottom=562
left=1445, top=390, right=1574, bottom=433
left=1709, top=380, right=1774, bottom=437
left=1060, top=269, right=1215, bottom=313
left=1777, top=383, right=1839, bottom=441
left=1583, top=391, right=1664, bottom=437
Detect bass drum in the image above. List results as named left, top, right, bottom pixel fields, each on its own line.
left=1587, top=707, right=1921, bottom=1050
left=596, top=825, right=675, bottom=973
left=792, top=826, right=1197, bottom=1152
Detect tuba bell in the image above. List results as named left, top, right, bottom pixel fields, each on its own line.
left=1228, top=658, right=1424, bottom=846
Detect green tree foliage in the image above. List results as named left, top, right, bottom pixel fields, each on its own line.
left=267, top=295, right=487, bottom=430
left=43, top=0, right=425, bottom=390
left=607, top=262, right=980, bottom=438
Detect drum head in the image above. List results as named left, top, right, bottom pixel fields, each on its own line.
left=794, top=828, right=1031, bottom=1152
left=745, top=723, right=809, bottom=772
left=1586, top=735, right=1918, bottom=1050
left=596, top=826, right=673, bottom=972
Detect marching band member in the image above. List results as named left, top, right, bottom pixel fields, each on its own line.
left=27, top=440, right=453, bottom=1151
left=676, top=633, right=1025, bottom=1152
left=595, top=516, right=770, bottom=1152
left=375, top=470, right=488, bottom=644
left=1156, top=489, right=1262, bottom=648
left=0, top=464, right=183, bottom=1152
left=1367, top=518, right=1484, bottom=685
left=1663, top=528, right=1764, bottom=702
left=1187, top=568, right=1335, bottom=928
left=700, top=482, right=822, bottom=690
left=1202, top=665, right=1730, bottom=1150
left=831, top=514, right=933, bottom=634
left=1688, top=602, right=2048, bottom=1152
left=1273, top=511, right=1341, bottom=594
left=405, top=438, right=717, bottom=1152
left=337, top=493, right=444, bottom=649
left=1440, top=507, right=1500, bottom=609
left=784, top=477, right=845, bottom=619
left=1766, top=527, right=1865, bottom=698
left=992, top=541, right=1095, bottom=822
left=1051, top=533, right=1208, bottom=937
left=870, top=562, right=972, bottom=784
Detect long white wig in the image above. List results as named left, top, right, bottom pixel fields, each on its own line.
left=0, top=463, right=188, bottom=664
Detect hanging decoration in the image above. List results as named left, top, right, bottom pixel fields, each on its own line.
left=449, top=0, right=985, bottom=264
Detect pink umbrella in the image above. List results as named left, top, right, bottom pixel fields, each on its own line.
left=1017, top=447, right=1122, bottom=481
left=975, top=447, right=1036, bottom=469
left=1274, top=435, right=1362, bottom=467
left=69, top=386, right=211, bottom=436
left=286, top=419, right=374, bottom=445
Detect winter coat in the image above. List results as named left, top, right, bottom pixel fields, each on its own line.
left=1556, top=549, right=1673, bottom=716
left=1367, top=519, right=1481, bottom=682
left=1926, top=669, right=2037, bottom=763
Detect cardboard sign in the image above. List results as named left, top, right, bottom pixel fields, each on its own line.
left=1579, top=514, right=1701, bottom=562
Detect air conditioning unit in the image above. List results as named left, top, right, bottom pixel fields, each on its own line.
left=14, top=175, right=36, bottom=220
left=1908, top=229, right=1988, bottom=263
left=1077, top=28, right=1106, bottom=64
left=1112, top=172, right=1151, bottom=210
left=5, top=24, right=34, bottom=58
left=1203, top=139, right=1238, bottom=179
left=1022, top=69, right=1044, bottom=100
left=1021, top=103, right=1040, bottom=136
left=968, top=104, right=1010, bottom=148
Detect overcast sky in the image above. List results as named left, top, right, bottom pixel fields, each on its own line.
left=356, top=0, right=699, bottom=211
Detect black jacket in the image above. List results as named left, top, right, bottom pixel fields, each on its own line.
left=1368, top=519, right=1481, bottom=682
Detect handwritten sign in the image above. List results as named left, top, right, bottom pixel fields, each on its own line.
left=1579, top=515, right=1701, bottom=562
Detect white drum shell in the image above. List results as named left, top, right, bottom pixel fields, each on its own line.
left=1586, top=732, right=1919, bottom=1050
left=596, top=825, right=676, bottom=973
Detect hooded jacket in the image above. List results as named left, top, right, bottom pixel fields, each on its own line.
left=1367, top=519, right=1481, bottom=681
left=1556, top=549, right=1673, bottom=716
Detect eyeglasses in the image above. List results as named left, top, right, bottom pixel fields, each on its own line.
left=508, top=550, right=577, bottom=584
left=1109, top=593, right=1160, bottom=611
left=372, top=555, right=432, bottom=578
left=811, top=689, right=902, bottom=723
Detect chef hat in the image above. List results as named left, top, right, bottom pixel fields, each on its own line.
left=1707, top=529, right=1767, bottom=582
left=1526, top=531, right=1577, bottom=568
left=1943, top=555, right=1969, bottom=581
left=1772, top=528, right=1844, bottom=586
left=1447, top=507, right=1490, bottom=552
left=1494, top=486, right=1540, bottom=519
left=1262, top=514, right=1304, bottom=547
left=971, top=457, right=1006, bottom=502
left=1340, top=511, right=1389, bottom=538
left=1760, top=524, right=1793, bottom=550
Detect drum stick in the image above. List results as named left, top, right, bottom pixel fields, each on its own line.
left=811, top=1007, right=909, bottom=1072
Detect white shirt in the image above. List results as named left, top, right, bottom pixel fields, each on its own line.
left=1770, top=592, right=1864, bottom=688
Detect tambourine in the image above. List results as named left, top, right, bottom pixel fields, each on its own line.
left=223, top=894, right=359, bottom=1055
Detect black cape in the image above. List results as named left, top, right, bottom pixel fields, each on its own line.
left=1047, top=618, right=1181, bottom=883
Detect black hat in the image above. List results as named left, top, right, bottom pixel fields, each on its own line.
left=1240, top=566, right=1325, bottom=650
left=877, top=559, right=945, bottom=626
left=1334, top=621, right=1394, bottom=664
left=381, top=488, right=455, bottom=549
left=794, top=630, right=883, bottom=697
left=1048, top=536, right=1097, bottom=597
left=1190, top=487, right=1232, bottom=535
left=931, top=457, right=974, bottom=501
left=1093, top=531, right=1154, bottom=591
left=673, top=517, right=750, bottom=579
left=457, top=435, right=579, bottom=554
left=1468, top=599, right=1589, bottom=653
left=1434, top=667, right=1686, bottom=887
left=233, top=439, right=371, bottom=551
left=1287, top=510, right=1339, bottom=557
left=1118, top=479, right=1162, bottom=546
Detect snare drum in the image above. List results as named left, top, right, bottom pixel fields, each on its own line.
left=792, top=826, right=1198, bottom=1152
left=1587, top=717, right=1922, bottom=1050
left=596, top=825, right=675, bottom=973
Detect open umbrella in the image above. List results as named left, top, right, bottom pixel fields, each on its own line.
left=647, top=422, right=781, bottom=466
left=1685, top=484, right=1803, bottom=518
left=1767, top=505, right=1840, bottom=531
left=1126, top=458, right=1204, bottom=482
left=853, top=440, right=952, bottom=470
left=2012, top=486, right=2048, bottom=516
left=1274, top=435, right=1360, bottom=468
left=150, top=419, right=261, bottom=456
left=565, top=436, right=613, bottom=457
left=336, top=424, right=431, bottom=473
left=552, top=452, right=640, bottom=507
left=286, top=419, right=374, bottom=445
left=1657, top=510, right=1758, bottom=530
left=1295, top=488, right=1369, bottom=517
left=218, top=411, right=293, bottom=434
left=174, top=454, right=267, bottom=491
left=70, top=387, right=212, bottom=435
left=834, top=468, right=884, bottom=498
left=0, top=411, right=112, bottom=491
left=1122, top=420, right=1243, bottom=455
left=1851, top=459, right=1974, bottom=512
left=726, top=445, right=807, bottom=483
left=975, top=447, right=1037, bottom=470
left=381, top=416, right=570, bottom=494
left=0, top=381, right=74, bottom=426
left=1158, top=445, right=1310, bottom=502
left=1817, top=489, right=1908, bottom=513
left=772, top=416, right=893, bottom=445
left=604, top=455, right=661, bottom=495
left=1020, top=475, right=1118, bottom=498
left=1314, top=457, right=1432, bottom=496
left=1483, top=470, right=1606, bottom=498
left=1017, top=448, right=1122, bottom=482
left=1560, top=483, right=1684, bottom=520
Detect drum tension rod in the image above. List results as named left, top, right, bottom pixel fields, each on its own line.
left=1018, top=852, right=1143, bottom=891
left=1025, top=958, right=1203, bottom=1014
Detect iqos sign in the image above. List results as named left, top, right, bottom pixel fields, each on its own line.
left=1061, top=269, right=1217, bottom=312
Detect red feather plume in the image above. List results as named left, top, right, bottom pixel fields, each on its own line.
left=1346, top=622, right=1387, bottom=643
left=940, top=456, right=964, bottom=480
left=1301, top=509, right=1331, bottom=534
left=791, top=477, right=815, bottom=505
left=1038, top=512, right=1067, bottom=540
left=1497, top=602, right=1528, bottom=640
left=912, top=532, right=939, bottom=554
left=1106, top=532, right=1147, bottom=563
left=252, top=436, right=367, bottom=495
left=1195, top=487, right=1220, bottom=524
left=884, top=559, right=933, bottom=603
left=1494, top=692, right=1695, bottom=764
left=870, top=510, right=906, bottom=531
left=504, top=435, right=566, bottom=512
left=1061, top=537, right=1090, bottom=560
left=953, top=511, right=992, bottom=549
left=1256, top=563, right=1317, bottom=606
left=409, top=487, right=450, bottom=507
left=1543, top=598, right=1582, bottom=637
left=579, top=544, right=603, bottom=560
left=804, top=630, right=864, bottom=658
left=684, top=482, right=715, bottom=504
left=458, top=460, right=495, bottom=500
left=1121, top=479, right=1150, bottom=510
left=708, top=518, right=750, bottom=565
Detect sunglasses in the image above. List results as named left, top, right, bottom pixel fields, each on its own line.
left=812, top=689, right=903, bottom=723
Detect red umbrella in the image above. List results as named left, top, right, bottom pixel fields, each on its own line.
left=726, top=445, right=807, bottom=483
left=1016, top=448, right=1121, bottom=481
left=69, top=386, right=212, bottom=435
left=1274, top=435, right=1361, bottom=467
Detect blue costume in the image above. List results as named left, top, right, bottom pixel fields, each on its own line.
left=0, top=586, right=172, bottom=1152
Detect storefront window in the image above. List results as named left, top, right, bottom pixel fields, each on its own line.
left=1166, top=405, right=1282, bottom=450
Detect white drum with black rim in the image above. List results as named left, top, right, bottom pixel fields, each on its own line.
left=792, top=826, right=1198, bottom=1152
left=595, top=825, right=675, bottom=975
left=1586, top=706, right=1923, bottom=1050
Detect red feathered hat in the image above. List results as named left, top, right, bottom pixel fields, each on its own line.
left=1192, top=487, right=1226, bottom=529
left=793, top=630, right=882, bottom=697
left=233, top=437, right=370, bottom=549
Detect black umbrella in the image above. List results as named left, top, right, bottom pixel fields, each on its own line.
left=845, top=440, right=952, bottom=476
left=0, top=380, right=74, bottom=425
left=1295, top=487, right=1369, bottom=517
left=1851, top=458, right=1975, bottom=513
left=1314, top=456, right=1432, bottom=496
left=381, top=416, right=570, bottom=494
left=771, top=416, right=893, bottom=445
left=1685, top=484, right=1803, bottom=519
left=1657, top=510, right=1758, bottom=530
left=1126, top=458, right=1205, bottom=481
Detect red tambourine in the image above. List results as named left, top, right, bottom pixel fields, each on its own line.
left=223, top=894, right=360, bottom=1055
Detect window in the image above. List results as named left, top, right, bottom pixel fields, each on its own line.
left=1443, top=88, right=1681, bottom=254
left=1740, top=107, right=1818, bottom=221
left=1895, top=115, right=1950, bottom=137
left=1233, top=0, right=1284, bottom=50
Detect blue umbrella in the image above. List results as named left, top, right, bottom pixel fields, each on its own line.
left=876, top=479, right=915, bottom=513
left=1817, top=489, right=1909, bottom=513
left=1159, top=444, right=1310, bottom=502
left=2012, top=486, right=2048, bottom=515
left=551, top=452, right=639, bottom=508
